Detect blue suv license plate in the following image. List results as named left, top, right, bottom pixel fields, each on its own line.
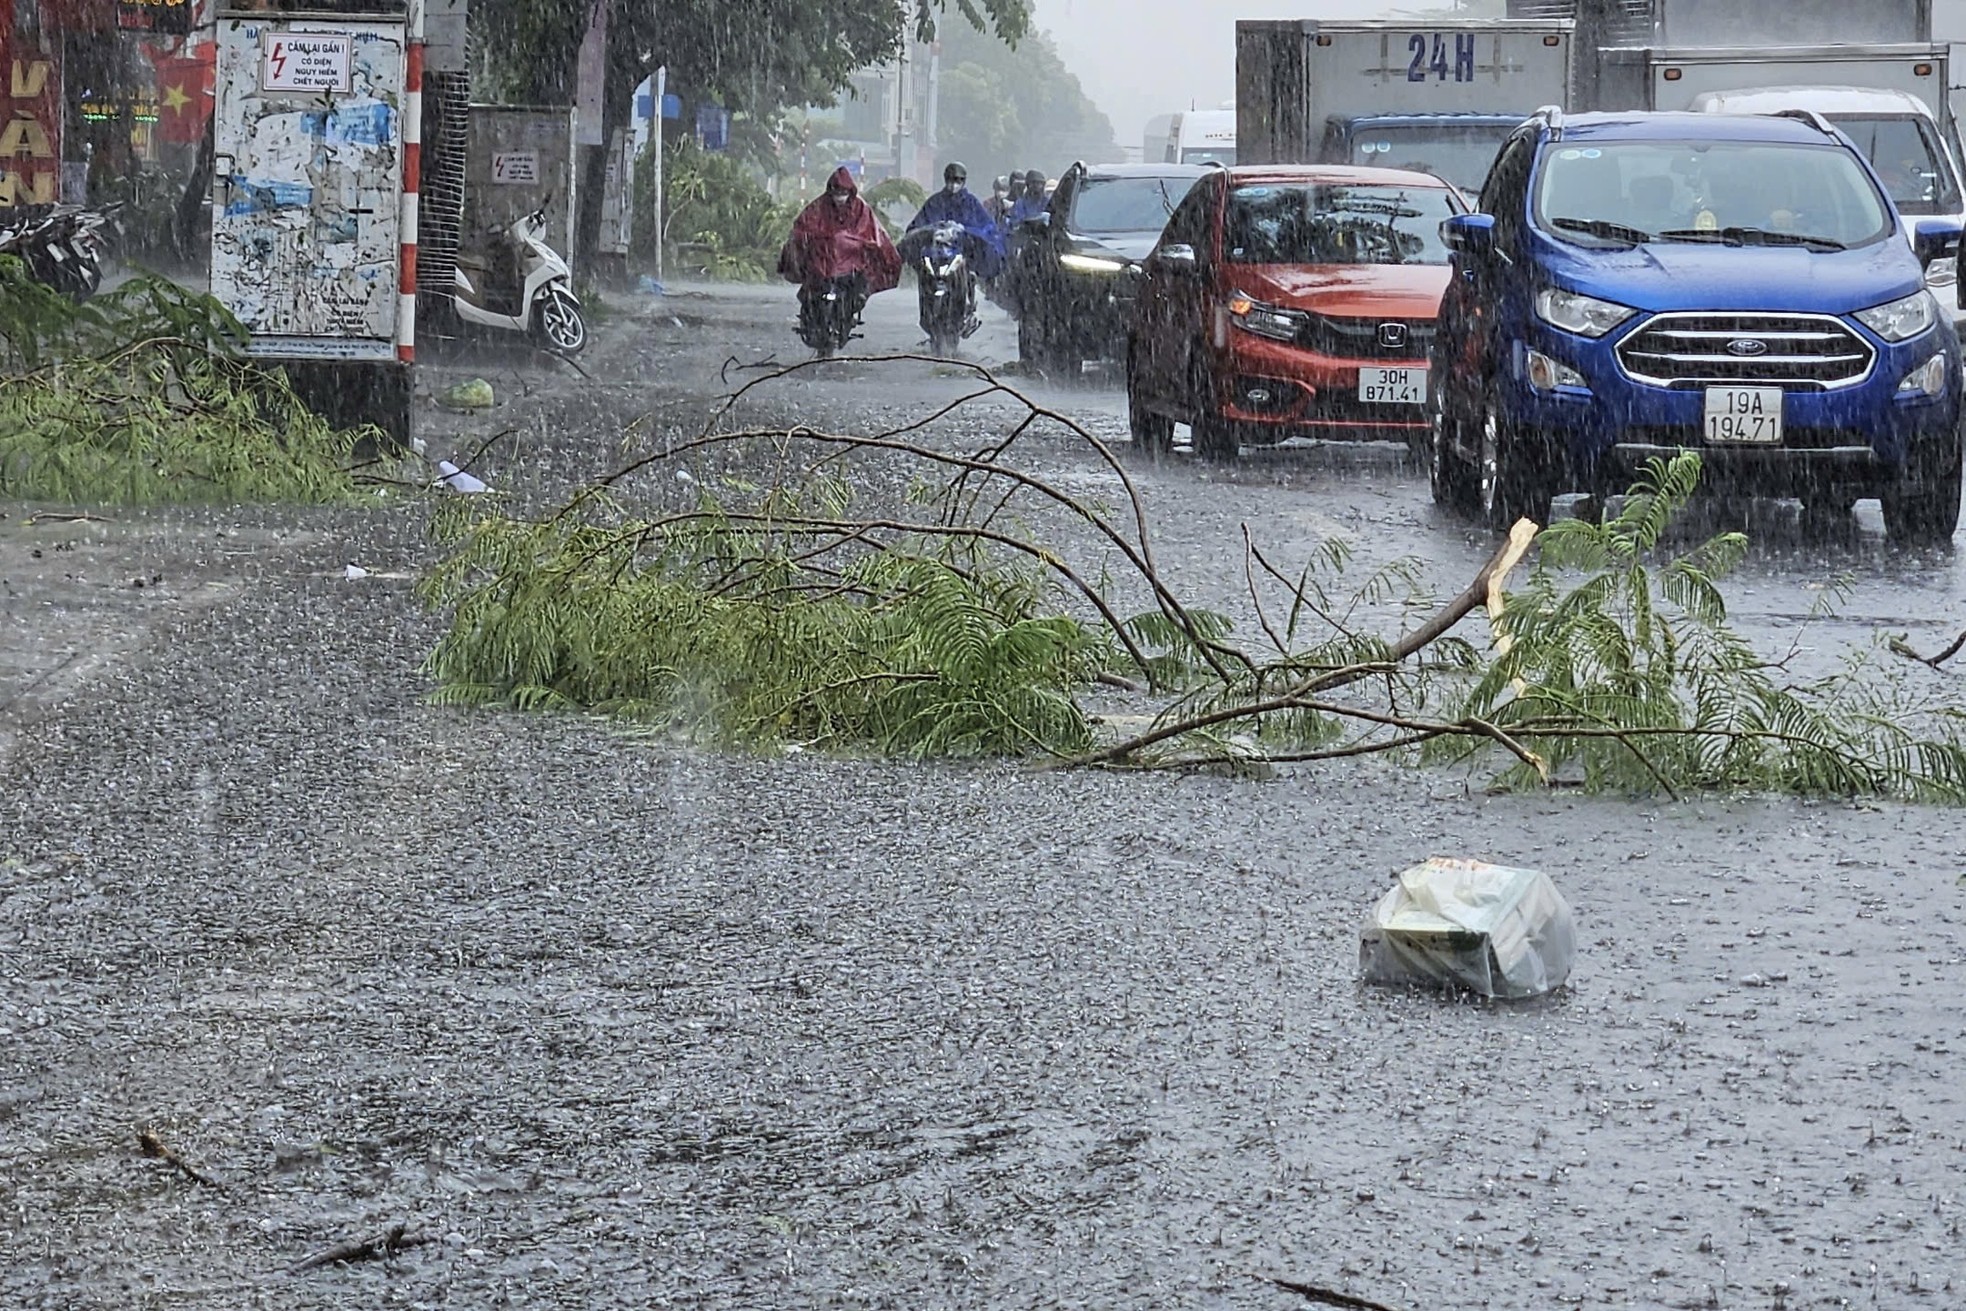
left=1704, top=386, right=1784, bottom=445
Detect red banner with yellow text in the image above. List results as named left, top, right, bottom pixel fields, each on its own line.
left=0, top=0, right=64, bottom=207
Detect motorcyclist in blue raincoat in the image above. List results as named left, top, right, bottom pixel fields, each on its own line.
left=903, top=162, right=1006, bottom=278
left=1007, top=168, right=1049, bottom=226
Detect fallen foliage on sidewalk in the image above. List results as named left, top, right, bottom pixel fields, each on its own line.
left=0, top=259, right=361, bottom=504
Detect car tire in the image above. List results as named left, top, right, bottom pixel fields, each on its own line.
left=1477, top=392, right=1556, bottom=533
left=1188, top=353, right=1239, bottom=462
left=1428, top=375, right=1478, bottom=512
left=1126, top=339, right=1174, bottom=458
left=1882, top=429, right=1963, bottom=546
left=1017, top=311, right=1041, bottom=366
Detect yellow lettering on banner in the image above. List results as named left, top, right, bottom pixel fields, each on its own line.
left=10, top=60, right=52, bottom=101
left=0, top=114, right=53, bottom=160
left=0, top=170, right=57, bottom=205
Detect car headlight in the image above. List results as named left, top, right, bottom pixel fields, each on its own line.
left=1856, top=290, right=1939, bottom=343
left=1060, top=253, right=1128, bottom=274
left=1534, top=287, right=1638, bottom=338
left=1925, top=254, right=1958, bottom=291
left=1227, top=292, right=1304, bottom=342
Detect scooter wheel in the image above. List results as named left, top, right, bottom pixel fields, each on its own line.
left=533, top=290, right=587, bottom=356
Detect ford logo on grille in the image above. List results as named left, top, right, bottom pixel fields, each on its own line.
left=1378, top=322, right=1409, bottom=349
left=1725, top=338, right=1770, bottom=357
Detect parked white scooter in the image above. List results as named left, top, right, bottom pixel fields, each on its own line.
left=451, top=204, right=586, bottom=356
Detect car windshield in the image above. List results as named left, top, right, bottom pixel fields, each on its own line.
left=1224, top=182, right=1459, bottom=265
left=1826, top=114, right=1963, bottom=216
left=1070, top=175, right=1201, bottom=233
left=1350, top=125, right=1511, bottom=197
left=1181, top=147, right=1236, bottom=166
left=1536, top=140, right=1892, bottom=249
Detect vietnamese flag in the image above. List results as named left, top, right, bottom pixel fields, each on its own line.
left=151, top=48, right=213, bottom=145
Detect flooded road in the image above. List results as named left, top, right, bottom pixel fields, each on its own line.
left=3, top=284, right=1965, bottom=1310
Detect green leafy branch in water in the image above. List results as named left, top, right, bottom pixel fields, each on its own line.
left=0, top=258, right=363, bottom=505
left=418, top=355, right=1966, bottom=800
left=418, top=480, right=1110, bottom=757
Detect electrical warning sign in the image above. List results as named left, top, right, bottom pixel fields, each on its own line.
left=260, top=32, right=353, bottom=94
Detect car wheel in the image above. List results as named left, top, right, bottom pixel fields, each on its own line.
left=1017, top=311, right=1042, bottom=366
left=1126, top=338, right=1174, bottom=458
left=1189, top=357, right=1239, bottom=463
left=1046, top=323, right=1083, bottom=381
left=1428, top=375, right=1478, bottom=511
left=1882, top=429, right=1963, bottom=546
left=1477, top=392, right=1555, bottom=533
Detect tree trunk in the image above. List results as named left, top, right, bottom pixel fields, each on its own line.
left=572, top=47, right=639, bottom=282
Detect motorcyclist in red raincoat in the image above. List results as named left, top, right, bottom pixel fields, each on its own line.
left=778, top=167, right=902, bottom=349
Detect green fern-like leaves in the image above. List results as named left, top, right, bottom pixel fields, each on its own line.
left=419, top=489, right=1107, bottom=757
left=0, top=259, right=358, bottom=504
left=1434, top=453, right=1966, bottom=800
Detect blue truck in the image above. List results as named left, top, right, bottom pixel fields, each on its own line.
left=1236, top=19, right=1577, bottom=197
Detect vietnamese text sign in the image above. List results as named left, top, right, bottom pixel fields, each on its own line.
left=261, top=33, right=353, bottom=94
left=0, top=39, right=63, bottom=206
left=491, top=151, right=540, bottom=185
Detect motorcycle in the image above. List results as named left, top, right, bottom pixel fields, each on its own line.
left=906, top=219, right=981, bottom=357
left=798, top=273, right=866, bottom=359
left=0, top=202, right=120, bottom=302
left=450, top=204, right=585, bottom=356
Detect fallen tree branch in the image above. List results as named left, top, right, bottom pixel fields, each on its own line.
left=1889, top=630, right=1966, bottom=668
left=136, top=1128, right=225, bottom=1191
left=1079, top=529, right=1538, bottom=767
left=286, top=1223, right=434, bottom=1275
left=1258, top=1272, right=1404, bottom=1311
left=25, top=511, right=115, bottom=525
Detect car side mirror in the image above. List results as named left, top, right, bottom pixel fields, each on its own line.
left=1441, top=213, right=1497, bottom=257
left=1155, top=243, right=1198, bottom=270
left=1912, top=217, right=1961, bottom=266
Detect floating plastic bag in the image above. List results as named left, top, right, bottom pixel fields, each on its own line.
left=1359, top=857, right=1575, bottom=999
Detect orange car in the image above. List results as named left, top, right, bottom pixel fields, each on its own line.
left=1126, top=165, right=1469, bottom=460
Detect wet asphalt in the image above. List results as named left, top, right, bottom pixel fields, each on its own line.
left=2, top=283, right=1965, bottom=1310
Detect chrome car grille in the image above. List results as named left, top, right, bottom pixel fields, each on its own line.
left=1615, top=312, right=1875, bottom=389
left=1298, top=315, right=1435, bottom=361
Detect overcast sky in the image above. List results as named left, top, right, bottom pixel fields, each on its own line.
left=1032, top=0, right=1439, bottom=151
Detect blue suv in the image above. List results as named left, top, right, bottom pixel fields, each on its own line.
left=1432, top=110, right=1965, bottom=544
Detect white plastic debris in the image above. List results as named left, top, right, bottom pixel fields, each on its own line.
left=1359, top=857, right=1575, bottom=999
left=436, top=460, right=489, bottom=494
left=343, top=562, right=369, bottom=580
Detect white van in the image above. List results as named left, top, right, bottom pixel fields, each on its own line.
left=1164, top=109, right=1237, bottom=165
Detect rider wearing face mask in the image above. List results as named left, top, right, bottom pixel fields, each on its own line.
left=905, top=162, right=1006, bottom=277
left=778, top=166, right=902, bottom=320
left=1009, top=169, right=1049, bottom=225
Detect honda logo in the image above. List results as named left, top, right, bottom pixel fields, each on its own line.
left=1725, top=338, right=1770, bottom=357
left=1377, top=321, right=1409, bottom=349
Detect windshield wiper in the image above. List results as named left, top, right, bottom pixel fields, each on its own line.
left=1656, top=226, right=1848, bottom=251
left=1549, top=216, right=1652, bottom=246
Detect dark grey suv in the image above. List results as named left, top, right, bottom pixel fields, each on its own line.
left=1010, top=162, right=1209, bottom=378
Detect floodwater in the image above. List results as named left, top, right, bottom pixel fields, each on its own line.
left=3, top=284, right=1965, bottom=1310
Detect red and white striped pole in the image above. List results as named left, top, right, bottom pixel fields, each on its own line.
left=396, top=5, right=424, bottom=364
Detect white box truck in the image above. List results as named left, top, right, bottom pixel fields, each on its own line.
left=1236, top=18, right=1575, bottom=195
